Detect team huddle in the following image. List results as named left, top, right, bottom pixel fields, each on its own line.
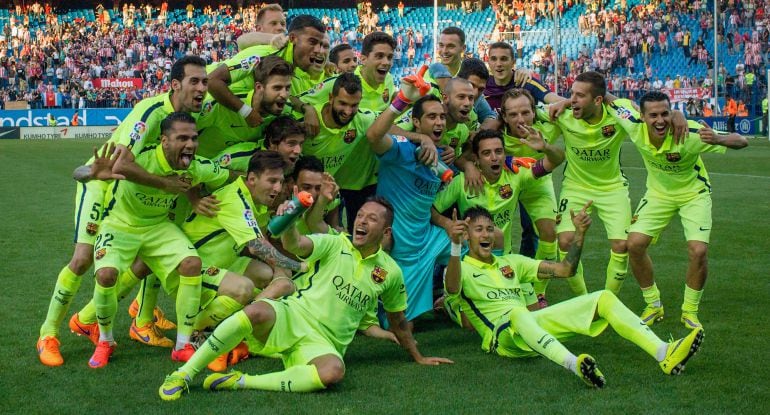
left=34, top=7, right=748, bottom=399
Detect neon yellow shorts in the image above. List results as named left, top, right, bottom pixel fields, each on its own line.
left=630, top=192, right=713, bottom=243
left=94, top=219, right=198, bottom=293
left=556, top=184, right=631, bottom=240
left=73, top=180, right=109, bottom=245
left=492, top=291, right=609, bottom=358
left=249, top=298, right=343, bottom=369
left=518, top=171, right=557, bottom=223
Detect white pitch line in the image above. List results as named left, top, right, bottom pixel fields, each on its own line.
left=621, top=166, right=770, bottom=180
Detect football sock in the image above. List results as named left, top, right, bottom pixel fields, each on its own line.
left=641, top=283, right=662, bottom=307
left=175, top=275, right=202, bottom=349
left=508, top=306, right=571, bottom=368
left=241, top=364, right=326, bottom=392
left=533, top=240, right=557, bottom=295
left=79, top=268, right=141, bottom=324
left=560, top=249, right=587, bottom=295
left=93, top=282, right=117, bottom=343
left=682, top=284, right=703, bottom=314
left=40, top=266, right=82, bottom=337
left=194, top=295, right=243, bottom=331
left=180, top=310, right=252, bottom=378
left=605, top=250, right=628, bottom=295
left=136, top=274, right=162, bottom=326
left=596, top=291, right=665, bottom=358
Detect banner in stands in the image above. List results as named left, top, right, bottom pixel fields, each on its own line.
left=19, top=126, right=116, bottom=140
left=661, top=88, right=712, bottom=102
left=92, top=78, right=143, bottom=89
left=0, top=109, right=131, bottom=127
left=695, top=117, right=761, bottom=135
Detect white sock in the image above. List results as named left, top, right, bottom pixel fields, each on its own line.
left=656, top=342, right=668, bottom=362
left=176, top=334, right=191, bottom=350
left=99, top=330, right=114, bottom=343
left=563, top=353, right=578, bottom=374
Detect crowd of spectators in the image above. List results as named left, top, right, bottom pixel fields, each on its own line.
left=1, top=1, right=769, bottom=116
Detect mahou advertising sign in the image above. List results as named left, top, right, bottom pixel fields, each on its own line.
left=92, top=78, right=143, bottom=88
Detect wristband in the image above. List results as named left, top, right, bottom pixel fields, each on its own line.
left=389, top=95, right=410, bottom=114
left=450, top=242, right=462, bottom=257
left=531, top=158, right=550, bottom=178
left=238, top=104, right=253, bottom=118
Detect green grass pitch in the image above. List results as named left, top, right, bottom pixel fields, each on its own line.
left=2, top=138, right=768, bottom=413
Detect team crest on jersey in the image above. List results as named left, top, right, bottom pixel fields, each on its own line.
left=240, top=55, right=260, bottom=70
left=382, top=88, right=390, bottom=103
left=448, top=136, right=459, bottom=149
left=201, top=101, right=213, bottom=114
left=95, top=248, right=106, bottom=260
left=218, top=153, right=232, bottom=167
left=343, top=129, right=356, bottom=144
left=500, top=265, right=515, bottom=279
left=615, top=107, right=632, bottom=120
left=631, top=214, right=638, bottom=224
left=243, top=209, right=258, bottom=228
left=665, top=152, right=681, bottom=162
left=86, top=222, right=99, bottom=236
left=371, top=266, right=388, bottom=284
left=555, top=213, right=562, bottom=225
left=602, top=124, right=616, bottom=137
left=205, top=266, right=220, bottom=276
left=499, top=184, right=513, bottom=199
left=395, top=135, right=408, bottom=143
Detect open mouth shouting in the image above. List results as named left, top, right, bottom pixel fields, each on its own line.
left=179, top=148, right=195, bottom=169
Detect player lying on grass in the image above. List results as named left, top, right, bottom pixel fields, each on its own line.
left=159, top=196, right=452, bottom=401
left=443, top=205, right=704, bottom=388
left=609, top=91, right=749, bottom=329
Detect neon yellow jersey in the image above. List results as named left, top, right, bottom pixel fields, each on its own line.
left=289, top=233, right=407, bottom=354
left=302, top=104, right=377, bottom=183
left=299, top=67, right=394, bottom=112
left=196, top=89, right=284, bottom=159
left=209, top=42, right=323, bottom=96
left=87, top=93, right=175, bottom=164
left=213, top=142, right=260, bottom=172
left=446, top=254, right=541, bottom=351
left=609, top=100, right=727, bottom=201
left=434, top=170, right=523, bottom=254
left=182, top=177, right=269, bottom=267
left=553, top=103, right=629, bottom=191
left=102, top=146, right=229, bottom=227
left=502, top=111, right=561, bottom=159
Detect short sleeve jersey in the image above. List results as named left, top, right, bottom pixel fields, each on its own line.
left=302, top=105, right=377, bottom=183
left=484, top=73, right=551, bottom=111
left=102, top=145, right=229, bottom=227
left=502, top=113, right=561, bottom=159
left=213, top=142, right=260, bottom=173
left=182, top=177, right=269, bottom=266
left=289, top=233, right=407, bottom=354
left=609, top=100, right=727, bottom=201
left=299, top=67, right=395, bottom=112
left=87, top=92, right=175, bottom=164
left=553, top=103, right=629, bottom=191
left=434, top=170, right=523, bottom=254
left=446, top=254, right=541, bottom=350
left=195, top=89, right=282, bottom=159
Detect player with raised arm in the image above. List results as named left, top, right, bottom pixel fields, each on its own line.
left=611, top=92, right=748, bottom=329
left=37, top=56, right=210, bottom=366
left=86, top=112, right=234, bottom=368
left=159, top=197, right=452, bottom=400
left=444, top=206, right=704, bottom=388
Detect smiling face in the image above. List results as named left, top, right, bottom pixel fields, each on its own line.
left=444, top=81, right=475, bottom=124
left=475, top=136, right=505, bottom=182
left=501, top=94, right=535, bottom=138
left=161, top=120, right=199, bottom=170
left=335, top=48, right=358, bottom=73
left=351, top=201, right=390, bottom=251
left=641, top=99, right=672, bottom=141
left=246, top=168, right=285, bottom=206
left=413, top=100, right=446, bottom=143
left=329, top=88, right=362, bottom=127
left=268, top=134, right=304, bottom=173
left=360, top=43, right=394, bottom=85
left=437, top=33, right=464, bottom=69
left=570, top=81, right=602, bottom=121
left=259, top=74, right=292, bottom=116
left=488, top=46, right=515, bottom=84
left=291, top=27, right=327, bottom=74
left=171, top=64, right=208, bottom=113
left=467, top=215, right=496, bottom=262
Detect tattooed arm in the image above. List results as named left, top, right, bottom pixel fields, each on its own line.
left=536, top=200, right=593, bottom=279
left=246, top=237, right=308, bottom=273
left=385, top=311, right=454, bottom=366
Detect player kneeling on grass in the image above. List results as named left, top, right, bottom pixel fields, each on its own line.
left=160, top=197, right=452, bottom=401
left=609, top=92, right=749, bottom=329
left=443, top=205, right=704, bottom=388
